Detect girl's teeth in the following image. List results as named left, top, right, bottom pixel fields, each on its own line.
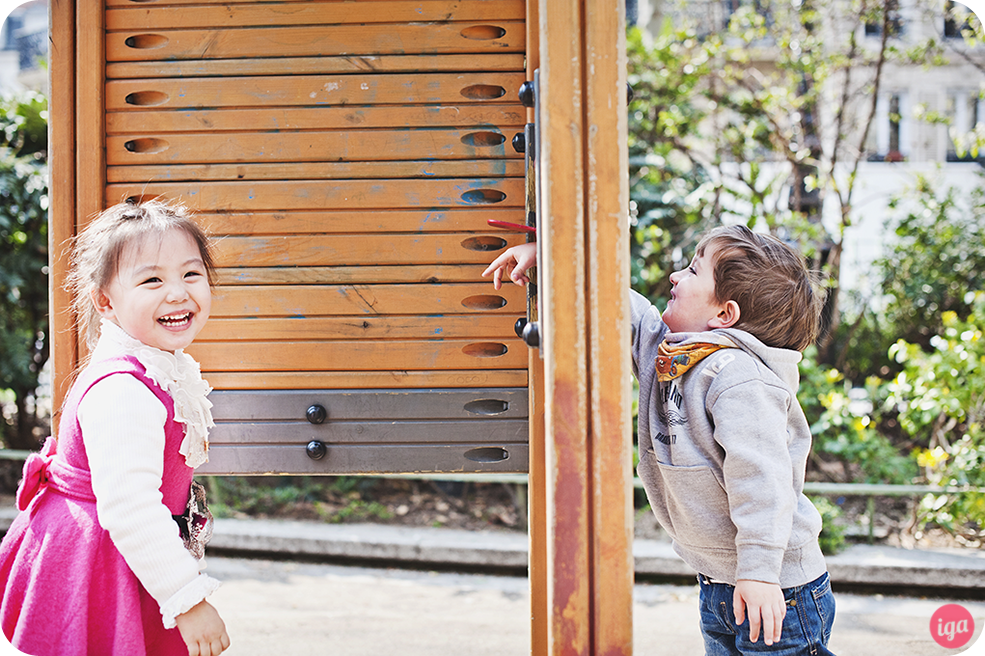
left=159, top=313, right=190, bottom=326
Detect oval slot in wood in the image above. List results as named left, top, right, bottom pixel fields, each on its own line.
left=124, top=91, right=170, bottom=107
left=461, top=189, right=507, bottom=205
left=462, top=342, right=508, bottom=358
left=461, top=131, right=507, bottom=147
left=463, top=399, right=510, bottom=416
left=461, top=236, right=507, bottom=252
left=464, top=447, right=509, bottom=463
left=124, top=34, right=170, bottom=49
left=461, top=294, right=508, bottom=310
left=460, top=25, right=508, bottom=40
left=124, top=138, right=169, bottom=154
left=460, top=84, right=507, bottom=100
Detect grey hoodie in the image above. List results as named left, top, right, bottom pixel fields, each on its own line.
left=630, top=290, right=826, bottom=587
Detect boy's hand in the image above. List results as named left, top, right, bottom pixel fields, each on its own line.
left=175, top=600, right=231, bottom=656
left=734, top=579, right=786, bottom=646
left=481, top=242, right=538, bottom=290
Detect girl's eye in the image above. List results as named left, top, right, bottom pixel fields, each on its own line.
left=184, top=271, right=203, bottom=279
left=141, top=277, right=162, bottom=285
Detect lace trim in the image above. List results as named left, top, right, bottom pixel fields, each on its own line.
left=159, top=573, right=222, bottom=629
left=99, top=320, right=214, bottom=467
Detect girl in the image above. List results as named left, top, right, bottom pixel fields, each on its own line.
left=0, top=199, right=230, bottom=656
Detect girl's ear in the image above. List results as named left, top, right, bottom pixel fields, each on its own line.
left=91, top=289, right=115, bottom=319
left=709, top=300, right=740, bottom=329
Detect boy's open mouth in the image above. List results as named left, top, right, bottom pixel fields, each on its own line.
left=158, top=312, right=192, bottom=327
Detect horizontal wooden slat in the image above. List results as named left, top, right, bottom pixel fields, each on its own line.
left=105, top=128, right=522, bottom=165
left=107, top=1, right=525, bottom=30
left=106, top=105, right=526, bottom=134
left=208, top=419, right=527, bottom=444
left=201, top=369, right=527, bottom=390
left=201, top=210, right=524, bottom=236
left=105, top=178, right=524, bottom=211
left=105, top=23, right=524, bottom=61
left=215, top=265, right=499, bottom=285
left=196, top=443, right=529, bottom=475
left=106, top=73, right=525, bottom=110
left=187, top=339, right=528, bottom=371
left=105, top=54, right=525, bottom=79
left=210, top=388, right=528, bottom=420
left=213, top=234, right=523, bottom=267
left=211, top=283, right=524, bottom=317
left=108, top=159, right=525, bottom=182
left=199, top=315, right=520, bottom=341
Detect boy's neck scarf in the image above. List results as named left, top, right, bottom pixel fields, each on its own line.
left=656, top=340, right=733, bottom=382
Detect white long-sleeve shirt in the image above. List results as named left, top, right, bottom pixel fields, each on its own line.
left=78, top=322, right=220, bottom=628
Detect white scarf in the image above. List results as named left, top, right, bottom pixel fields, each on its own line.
left=98, top=320, right=214, bottom=467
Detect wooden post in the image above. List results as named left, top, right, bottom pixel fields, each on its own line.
left=535, top=0, right=632, bottom=652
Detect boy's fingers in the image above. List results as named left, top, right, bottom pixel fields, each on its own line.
left=733, top=589, right=746, bottom=627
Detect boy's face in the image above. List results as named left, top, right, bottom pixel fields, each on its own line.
left=663, top=247, right=732, bottom=333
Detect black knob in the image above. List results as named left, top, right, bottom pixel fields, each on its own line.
left=522, top=320, right=540, bottom=347
left=518, top=81, right=536, bottom=108
left=627, top=83, right=635, bottom=104
left=306, top=440, right=327, bottom=460
left=306, top=404, right=327, bottom=424
left=514, top=317, right=528, bottom=338
left=512, top=132, right=525, bottom=154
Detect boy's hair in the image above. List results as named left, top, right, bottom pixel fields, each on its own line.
left=696, top=225, right=826, bottom=351
left=67, top=198, right=217, bottom=348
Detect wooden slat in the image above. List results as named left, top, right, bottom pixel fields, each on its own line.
left=107, top=0, right=525, bottom=29
left=209, top=388, right=528, bottom=420
left=200, top=369, right=527, bottom=390
left=188, top=339, right=528, bottom=371
left=216, top=265, right=496, bottom=285
left=201, top=210, right=524, bottom=236
left=106, top=54, right=525, bottom=79
left=105, top=73, right=525, bottom=110
left=208, top=420, right=527, bottom=445
left=105, top=178, right=524, bottom=211
left=105, top=23, right=525, bottom=61
left=211, top=283, right=525, bottom=317
left=213, top=234, right=524, bottom=267
left=199, top=315, right=521, bottom=341
left=107, top=160, right=525, bottom=182
left=105, top=128, right=522, bottom=165
left=106, top=105, right=526, bottom=134
left=195, top=443, right=530, bottom=475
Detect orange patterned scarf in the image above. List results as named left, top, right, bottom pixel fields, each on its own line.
left=656, top=341, right=732, bottom=382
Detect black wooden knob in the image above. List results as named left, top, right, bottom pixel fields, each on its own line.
left=306, top=440, right=327, bottom=460
left=306, top=404, right=327, bottom=424
left=512, top=132, right=525, bottom=154
left=518, top=81, right=536, bottom=108
left=522, top=320, right=540, bottom=347
left=514, top=317, right=528, bottom=338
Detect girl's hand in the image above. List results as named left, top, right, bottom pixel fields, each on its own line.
left=175, top=600, right=231, bottom=656
left=481, top=242, right=538, bottom=290
left=733, top=579, right=785, bottom=646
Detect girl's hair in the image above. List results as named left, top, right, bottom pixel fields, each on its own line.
left=696, top=225, right=826, bottom=352
left=67, top=198, right=217, bottom=348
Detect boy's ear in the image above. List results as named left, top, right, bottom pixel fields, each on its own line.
left=91, top=289, right=115, bottom=319
left=709, top=300, right=740, bottom=329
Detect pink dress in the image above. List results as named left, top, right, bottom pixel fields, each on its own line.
left=0, top=356, right=192, bottom=656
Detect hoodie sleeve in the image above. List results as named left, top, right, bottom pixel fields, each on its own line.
left=629, top=289, right=668, bottom=379
left=708, top=376, right=797, bottom=585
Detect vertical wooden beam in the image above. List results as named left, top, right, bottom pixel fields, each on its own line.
left=537, top=0, right=631, bottom=652
left=47, top=0, right=78, bottom=425
left=76, top=0, right=105, bottom=227
left=584, top=0, right=633, bottom=651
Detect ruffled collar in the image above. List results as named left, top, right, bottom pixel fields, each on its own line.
left=95, top=320, right=214, bottom=467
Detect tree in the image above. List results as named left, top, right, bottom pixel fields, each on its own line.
left=0, top=91, right=49, bottom=450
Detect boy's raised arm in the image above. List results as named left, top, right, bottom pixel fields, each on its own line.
left=481, top=242, right=537, bottom=290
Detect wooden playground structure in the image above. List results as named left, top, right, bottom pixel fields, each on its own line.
left=47, top=0, right=633, bottom=651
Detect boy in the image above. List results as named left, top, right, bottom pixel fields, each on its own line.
left=483, top=225, right=836, bottom=656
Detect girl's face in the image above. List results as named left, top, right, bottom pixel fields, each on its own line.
left=662, top=248, right=731, bottom=334
left=93, top=229, right=212, bottom=352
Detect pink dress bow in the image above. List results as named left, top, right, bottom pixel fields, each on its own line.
left=16, top=436, right=56, bottom=511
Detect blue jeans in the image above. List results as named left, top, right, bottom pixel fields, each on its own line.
left=698, top=572, right=837, bottom=656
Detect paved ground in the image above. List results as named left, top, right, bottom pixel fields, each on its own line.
left=201, top=556, right=985, bottom=656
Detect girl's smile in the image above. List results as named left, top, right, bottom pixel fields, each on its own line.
left=92, top=229, right=212, bottom=353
